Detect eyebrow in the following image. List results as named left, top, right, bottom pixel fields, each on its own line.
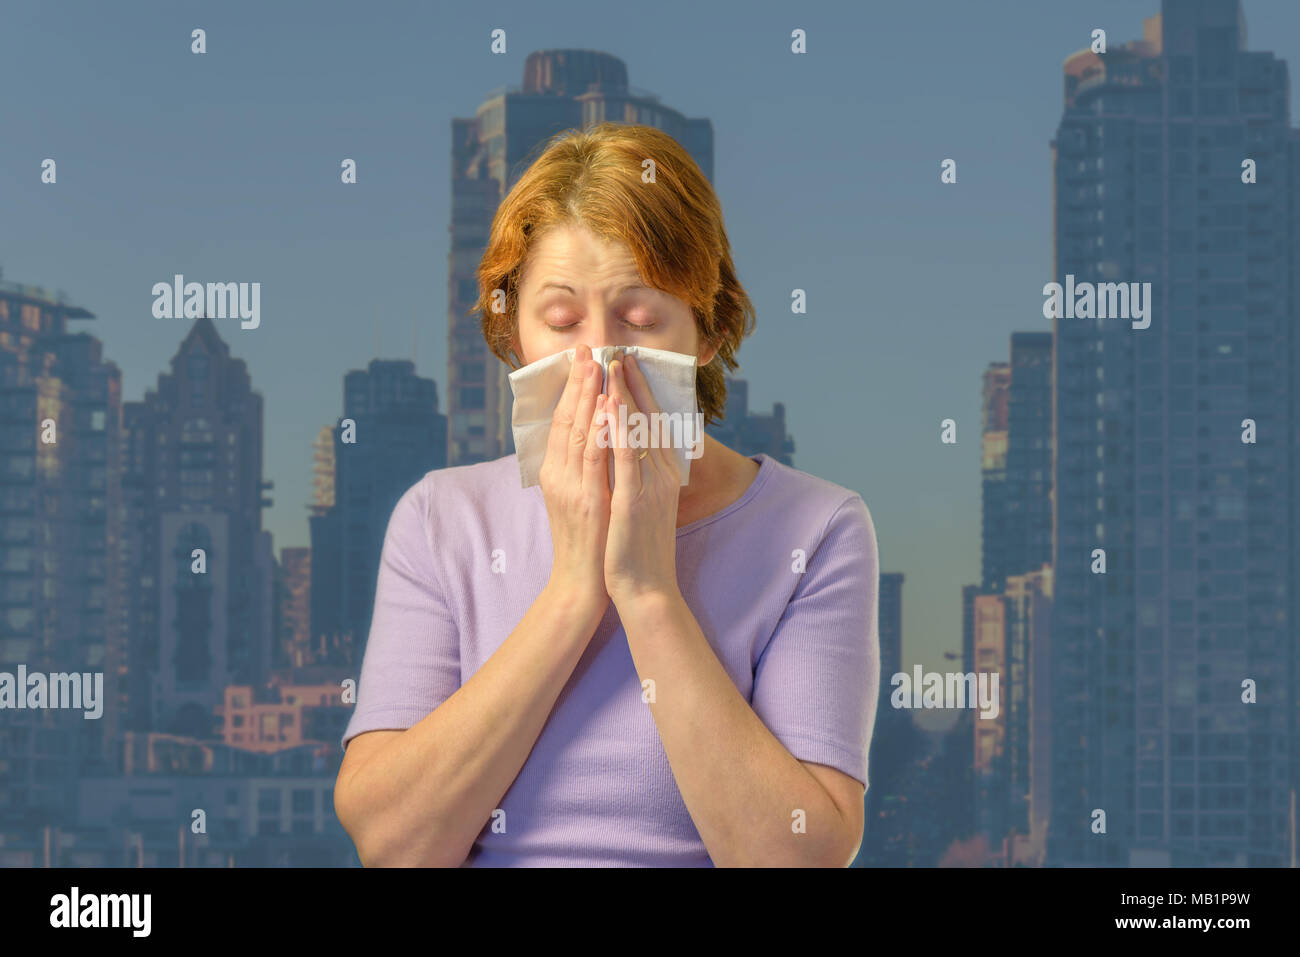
left=539, top=282, right=651, bottom=297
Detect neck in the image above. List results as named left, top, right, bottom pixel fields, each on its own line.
left=679, top=432, right=725, bottom=505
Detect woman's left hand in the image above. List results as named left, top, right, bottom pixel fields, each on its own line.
left=602, top=352, right=684, bottom=608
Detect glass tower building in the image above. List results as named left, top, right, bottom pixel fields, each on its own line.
left=1048, top=0, right=1299, bottom=866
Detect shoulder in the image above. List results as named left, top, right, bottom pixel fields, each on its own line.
left=757, top=456, right=877, bottom=550
left=391, top=453, right=524, bottom=526
left=379, top=455, right=527, bottom=585
left=378, top=456, right=529, bottom=571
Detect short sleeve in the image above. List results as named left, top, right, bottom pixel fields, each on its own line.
left=749, top=494, right=880, bottom=789
left=340, top=479, right=461, bottom=749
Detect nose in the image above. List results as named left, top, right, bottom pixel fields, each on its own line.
left=576, top=342, right=627, bottom=379
left=577, top=316, right=632, bottom=359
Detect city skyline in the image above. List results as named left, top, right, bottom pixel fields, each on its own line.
left=2, top=0, right=1299, bottom=867
left=10, top=1, right=1300, bottom=682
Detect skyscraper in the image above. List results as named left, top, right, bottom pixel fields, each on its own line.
left=856, top=572, right=908, bottom=866
left=974, top=333, right=1054, bottom=852
left=704, top=377, right=797, bottom=464
left=981, top=362, right=1012, bottom=590
left=1049, top=0, right=1299, bottom=866
left=309, top=360, right=446, bottom=666
left=0, top=279, right=123, bottom=822
left=122, top=316, right=274, bottom=739
left=981, top=334, right=1053, bottom=595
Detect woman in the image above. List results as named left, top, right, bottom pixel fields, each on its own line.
left=333, top=122, right=880, bottom=867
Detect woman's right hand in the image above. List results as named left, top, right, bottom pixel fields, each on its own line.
left=538, top=343, right=612, bottom=620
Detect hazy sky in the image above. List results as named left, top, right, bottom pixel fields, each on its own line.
left=3, top=1, right=1298, bottom=718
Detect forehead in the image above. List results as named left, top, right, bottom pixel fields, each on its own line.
left=522, top=224, right=640, bottom=286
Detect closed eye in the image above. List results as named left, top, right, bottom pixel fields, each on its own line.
left=546, top=318, right=657, bottom=331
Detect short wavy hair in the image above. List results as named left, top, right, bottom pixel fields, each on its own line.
left=470, top=121, right=755, bottom=426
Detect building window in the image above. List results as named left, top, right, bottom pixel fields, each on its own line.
left=188, top=353, right=210, bottom=405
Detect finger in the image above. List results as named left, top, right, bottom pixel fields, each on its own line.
left=608, top=358, right=640, bottom=455
left=581, top=394, right=611, bottom=496
left=609, top=357, right=667, bottom=482
left=544, top=344, right=593, bottom=479
left=567, top=347, right=603, bottom=485
left=607, top=390, right=642, bottom=498
left=621, top=353, right=662, bottom=416
left=609, top=358, right=641, bottom=418
left=620, top=353, right=675, bottom=480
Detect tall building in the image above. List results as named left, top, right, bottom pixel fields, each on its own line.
left=1018, top=565, right=1055, bottom=864
left=955, top=581, right=981, bottom=825
left=1049, top=0, right=1299, bottom=865
left=980, top=362, right=1011, bottom=591
left=960, top=584, right=979, bottom=676
left=855, top=572, right=908, bottom=866
left=1006, top=335, right=1055, bottom=581
left=972, top=332, right=1056, bottom=851
left=122, top=316, right=274, bottom=739
left=1002, top=565, right=1054, bottom=856
left=981, top=334, right=1053, bottom=595
left=448, top=50, right=715, bottom=465
left=972, top=593, right=1008, bottom=839
left=310, top=424, right=334, bottom=514
left=309, top=360, right=446, bottom=666
left=278, top=547, right=312, bottom=668
left=307, top=425, right=339, bottom=666
left=0, top=279, right=123, bottom=826
left=704, top=377, right=797, bottom=464
left=877, top=573, right=904, bottom=708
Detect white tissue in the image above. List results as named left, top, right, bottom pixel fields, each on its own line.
left=508, top=345, right=700, bottom=489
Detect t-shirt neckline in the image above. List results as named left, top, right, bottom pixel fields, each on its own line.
left=676, top=453, right=774, bottom=537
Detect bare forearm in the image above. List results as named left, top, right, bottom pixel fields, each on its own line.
left=338, top=584, right=603, bottom=866
left=621, top=591, right=851, bottom=867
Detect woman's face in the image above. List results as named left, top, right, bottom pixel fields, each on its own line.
left=513, top=223, right=717, bottom=368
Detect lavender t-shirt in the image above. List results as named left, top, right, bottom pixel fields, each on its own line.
left=341, top=451, right=880, bottom=867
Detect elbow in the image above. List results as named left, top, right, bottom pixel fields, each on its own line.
left=800, top=838, right=858, bottom=869
left=333, top=771, right=377, bottom=863
left=333, top=769, right=394, bottom=866
left=334, top=776, right=469, bottom=868
left=836, top=827, right=863, bottom=867
left=820, top=811, right=864, bottom=868
left=806, top=824, right=862, bottom=868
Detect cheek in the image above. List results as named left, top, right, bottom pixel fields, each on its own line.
left=666, top=324, right=700, bottom=357
left=516, top=330, right=564, bottom=366
left=512, top=317, right=537, bottom=362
